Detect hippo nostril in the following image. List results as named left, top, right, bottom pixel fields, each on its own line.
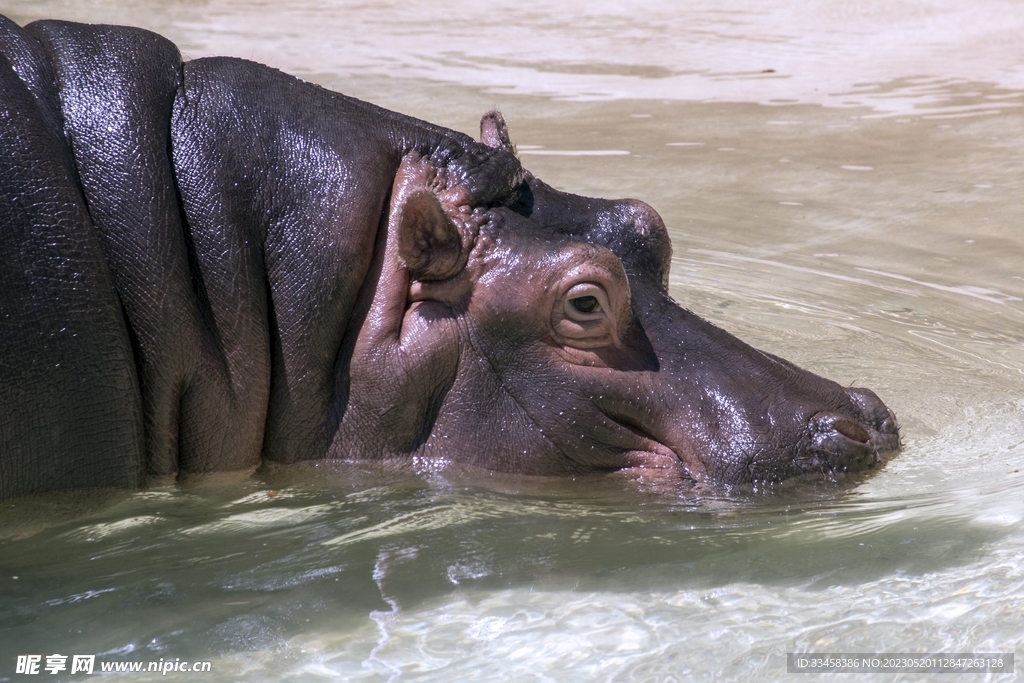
left=878, top=408, right=899, bottom=435
left=802, top=412, right=879, bottom=474
left=832, top=417, right=871, bottom=444
left=845, top=388, right=901, bottom=451
left=811, top=412, right=870, bottom=442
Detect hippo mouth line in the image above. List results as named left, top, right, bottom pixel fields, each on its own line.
left=593, top=404, right=702, bottom=476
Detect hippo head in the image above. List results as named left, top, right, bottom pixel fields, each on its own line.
left=337, top=118, right=900, bottom=486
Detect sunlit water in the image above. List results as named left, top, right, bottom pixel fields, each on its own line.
left=2, top=1, right=1023, bottom=681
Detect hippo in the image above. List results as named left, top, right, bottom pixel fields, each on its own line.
left=0, top=16, right=900, bottom=501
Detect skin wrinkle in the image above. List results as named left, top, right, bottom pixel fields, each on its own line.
left=171, top=68, right=232, bottom=397
left=338, top=153, right=481, bottom=459
left=462, top=312, right=580, bottom=471
left=0, top=29, right=144, bottom=496
left=323, top=182, right=405, bottom=457
left=409, top=329, right=462, bottom=451
left=585, top=383, right=687, bottom=473
left=317, top=203, right=387, bottom=414
left=171, top=58, right=276, bottom=470
left=589, top=367, right=707, bottom=476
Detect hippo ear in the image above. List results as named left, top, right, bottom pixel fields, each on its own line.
left=395, top=188, right=464, bottom=281
left=480, top=110, right=516, bottom=154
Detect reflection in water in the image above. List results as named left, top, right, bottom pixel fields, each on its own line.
left=1, top=0, right=1024, bottom=680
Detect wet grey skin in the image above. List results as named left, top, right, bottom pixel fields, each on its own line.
left=0, top=16, right=899, bottom=500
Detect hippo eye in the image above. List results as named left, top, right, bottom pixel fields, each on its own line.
left=553, top=279, right=623, bottom=349
left=562, top=283, right=610, bottom=324
left=570, top=296, right=600, bottom=314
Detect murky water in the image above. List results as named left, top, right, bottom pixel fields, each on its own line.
left=2, top=1, right=1023, bottom=680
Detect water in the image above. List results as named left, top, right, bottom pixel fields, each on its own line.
left=2, top=1, right=1023, bottom=680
